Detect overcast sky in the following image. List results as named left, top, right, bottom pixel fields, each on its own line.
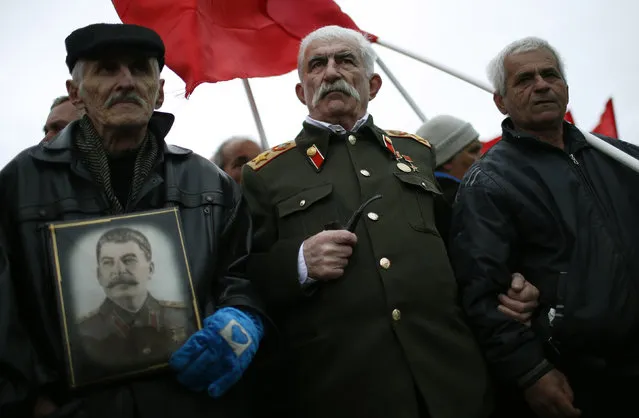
left=1, top=0, right=637, bottom=168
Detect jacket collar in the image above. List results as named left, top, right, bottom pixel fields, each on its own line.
left=501, top=117, right=590, bottom=153
left=294, top=115, right=390, bottom=172
left=30, top=111, right=191, bottom=164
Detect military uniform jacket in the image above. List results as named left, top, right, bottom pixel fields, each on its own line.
left=76, top=294, right=191, bottom=379
left=0, top=112, right=263, bottom=418
left=242, top=117, right=491, bottom=418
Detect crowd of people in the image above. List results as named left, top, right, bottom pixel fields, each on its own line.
left=1, top=20, right=637, bottom=418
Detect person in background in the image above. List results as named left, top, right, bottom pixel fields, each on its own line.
left=417, top=115, right=482, bottom=205
left=211, top=136, right=263, bottom=183
left=42, top=95, right=83, bottom=142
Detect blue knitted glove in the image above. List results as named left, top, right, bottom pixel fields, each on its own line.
left=169, top=307, right=264, bottom=398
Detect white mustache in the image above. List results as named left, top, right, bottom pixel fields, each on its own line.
left=312, top=79, right=361, bottom=107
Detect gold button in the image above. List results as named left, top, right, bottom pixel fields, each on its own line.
left=367, top=212, right=379, bottom=221
left=392, top=309, right=401, bottom=321
left=397, top=162, right=412, bottom=172
left=379, top=257, right=391, bottom=269
left=306, top=147, right=317, bottom=157
left=348, top=134, right=357, bottom=145
left=421, top=182, right=426, bottom=188
left=300, top=199, right=306, bottom=207
left=360, top=169, right=370, bottom=177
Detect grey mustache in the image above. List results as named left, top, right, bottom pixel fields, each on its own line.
left=107, top=276, right=138, bottom=288
left=312, top=80, right=360, bottom=107
left=105, top=93, right=145, bottom=108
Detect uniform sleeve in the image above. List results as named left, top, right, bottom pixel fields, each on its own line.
left=241, top=166, right=312, bottom=310
left=211, top=178, right=267, bottom=319
left=449, top=166, right=552, bottom=388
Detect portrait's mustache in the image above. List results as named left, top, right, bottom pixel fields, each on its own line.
left=105, top=92, right=145, bottom=108
left=107, top=275, right=139, bottom=288
left=312, top=79, right=361, bottom=107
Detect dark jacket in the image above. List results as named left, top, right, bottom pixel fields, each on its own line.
left=434, top=171, right=461, bottom=205
left=0, top=112, right=264, bottom=418
left=242, top=118, right=492, bottom=418
left=450, top=120, right=639, bottom=391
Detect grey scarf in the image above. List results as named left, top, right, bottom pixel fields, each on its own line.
left=74, top=115, right=159, bottom=213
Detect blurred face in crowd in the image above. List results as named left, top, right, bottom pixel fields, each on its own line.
left=222, top=140, right=263, bottom=183
left=494, top=48, right=569, bottom=132
left=296, top=37, right=381, bottom=126
left=443, top=139, right=483, bottom=180
left=67, top=52, right=165, bottom=154
left=97, top=240, right=154, bottom=312
left=43, top=100, right=82, bottom=142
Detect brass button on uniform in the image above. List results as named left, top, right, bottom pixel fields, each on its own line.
left=299, top=199, right=306, bottom=207
left=348, top=134, right=357, bottom=145
left=360, top=169, right=370, bottom=177
left=379, top=257, right=391, bottom=269
left=392, top=309, right=401, bottom=321
left=306, top=147, right=317, bottom=157
left=367, top=212, right=379, bottom=221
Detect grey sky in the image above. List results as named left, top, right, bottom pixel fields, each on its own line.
left=1, top=0, right=637, bottom=168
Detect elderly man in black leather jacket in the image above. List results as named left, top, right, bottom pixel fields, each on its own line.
left=0, top=23, right=265, bottom=418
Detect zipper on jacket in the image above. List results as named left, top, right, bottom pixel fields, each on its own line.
left=565, top=152, right=625, bottom=253
left=203, top=206, right=214, bottom=253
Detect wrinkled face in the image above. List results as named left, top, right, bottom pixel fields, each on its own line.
left=222, top=140, right=263, bottom=183
left=97, top=241, right=153, bottom=304
left=295, top=38, right=381, bottom=122
left=495, top=49, right=569, bottom=131
left=445, top=139, right=482, bottom=180
left=67, top=52, right=164, bottom=152
left=43, top=100, right=81, bottom=142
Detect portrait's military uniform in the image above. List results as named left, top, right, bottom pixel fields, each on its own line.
left=242, top=117, right=492, bottom=418
left=76, top=293, right=193, bottom=375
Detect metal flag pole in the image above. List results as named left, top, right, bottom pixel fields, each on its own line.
left=375, top=56, right=427, bottom=122
left=242, top=79, right=269, bottom=150
left=374, top=37, right=494, bottom=94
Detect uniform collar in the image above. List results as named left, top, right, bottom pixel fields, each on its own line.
left=295, top=114, right=391, bottom=172
left=304, top=112, right=370, bottom=135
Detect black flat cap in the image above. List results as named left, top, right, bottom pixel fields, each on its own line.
left=65, top=23, right=165, bottom=73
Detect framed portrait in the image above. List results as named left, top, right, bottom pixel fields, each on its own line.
left=47, top=208, right=202, bottom=388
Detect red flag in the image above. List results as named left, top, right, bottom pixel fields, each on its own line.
left=112, top=0, right=373, bottom=97
left=592, top=98, right=618, bottom=138
left=481, top=110, right=576, bottom=154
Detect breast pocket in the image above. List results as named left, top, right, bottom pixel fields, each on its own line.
left=394, top=172, right=442, bottom=235
left=275, top=184, right=340, bottom=238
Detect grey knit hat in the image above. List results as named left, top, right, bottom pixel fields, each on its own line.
left=416, top=115, right=479, bottom=167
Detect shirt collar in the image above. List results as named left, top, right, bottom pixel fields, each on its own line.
left=434, top=171, right=461, bottom=183
left=304, top=113, right=370, bottom=135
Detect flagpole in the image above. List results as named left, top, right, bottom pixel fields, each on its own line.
left=374, top=38, right=494, bottom=94
left=242, top=79, right=269, bottom=150
left=375, top=56, right=427, bottom=122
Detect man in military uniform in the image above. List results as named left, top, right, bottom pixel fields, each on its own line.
left=242, top=26, right=539, bottom=418
left=77, top=227, right=192, bottom=377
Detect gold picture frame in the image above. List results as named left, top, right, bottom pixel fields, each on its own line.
left=48, top=208, right=202, bottom=388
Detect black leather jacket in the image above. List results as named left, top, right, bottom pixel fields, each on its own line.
left=0, top=112, right=263, bottom=418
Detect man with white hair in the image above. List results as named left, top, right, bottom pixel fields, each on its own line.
left=0, top=23, right=266, bottom=418
left=450, top=36, right=639, bottom=417
left=241, top=25, right=539, bottom=418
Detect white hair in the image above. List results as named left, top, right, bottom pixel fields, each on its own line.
left=487, top=36, right=566, bottom=95
left=70, top=58, right=161, bottom=85
left=297, top=25, right=376, bottom=80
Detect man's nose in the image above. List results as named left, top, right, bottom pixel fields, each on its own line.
left=532, top=74, right=551, bottom=91
left=324, top=59, right=341, bottom=81
left=115, top=64, right=135, bottom=89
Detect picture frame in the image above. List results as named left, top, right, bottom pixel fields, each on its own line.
left=48, top=208, right=202, bottom=388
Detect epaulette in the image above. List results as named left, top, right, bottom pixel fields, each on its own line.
left=246, top=141, right=296, bottom=171
left=159, top=300, right=187, bottom=309
left=385, top=130, right=431, bottom=148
